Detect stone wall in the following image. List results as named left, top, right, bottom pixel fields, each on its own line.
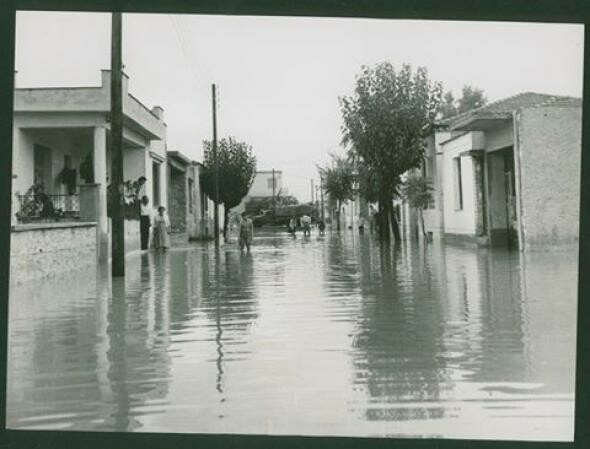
left=10, top=222, right=97, bottom=284
left=168, top=167, right=187, bottom=233
left=516, top=105, right=582, bottom=249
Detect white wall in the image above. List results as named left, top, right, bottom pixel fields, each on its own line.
left=441, top=133, right=479, bottom=235
left=249, top=171, right=283, bottom=197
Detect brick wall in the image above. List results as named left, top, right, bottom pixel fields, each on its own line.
left=516, top=105, right=582, bottom=249
left=10, top=223, right=96, bottom=284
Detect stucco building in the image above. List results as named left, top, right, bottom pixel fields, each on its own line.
left=166, top=150, right=221, bottom=240
left=233, top=170, right=286, bottom=215
left=404, top=92, right=582, bottom=251
left=11, top=70, right=168, bottom=282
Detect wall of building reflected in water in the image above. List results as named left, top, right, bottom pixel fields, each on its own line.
left=6, top=232, right=577, bottom=440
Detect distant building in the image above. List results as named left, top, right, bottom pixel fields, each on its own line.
left=11, top=70, right=168, bottom=282
left=234, top=170, right=287, bottom=214
left=402, top=92, right=582, bottom=251
left=166, top=150, right=223, bottom=240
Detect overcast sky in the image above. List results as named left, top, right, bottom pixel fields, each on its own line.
left=15, top=11, right=584, bottom=201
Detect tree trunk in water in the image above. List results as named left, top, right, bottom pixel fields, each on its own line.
left=223, top=207, right=229, bottom=242
left=419, top=209, right=429, bottom=244
left=389, top=201, right=401, bottom=242
left=378, top=197, right=391, bottom=242
left=336, top=200, right=341, bottom=231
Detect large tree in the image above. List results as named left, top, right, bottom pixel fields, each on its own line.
left=341, top=62, right=442, bottom=242
left=318, top=155, right=355, bottom=231
left=201, top=137, right=257, bottom=240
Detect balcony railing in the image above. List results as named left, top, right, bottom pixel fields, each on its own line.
left=15, top=194, right=80, bottom=223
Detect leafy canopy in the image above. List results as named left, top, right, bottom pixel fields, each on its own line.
left=318, top=154, right=355, bottom=205
left=403, top=174, right=434, bottom=210
left=201, top=137, right=257, bottom=210
left=340, top=62, right=443, bottom=185
left=439, top=85, right=488, bottom=119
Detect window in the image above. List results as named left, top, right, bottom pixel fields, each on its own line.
left=453, top=157, right=463, bottom=210
left=267, top=176, right=275, bottom=190
left=152, top=161, right=160, bottom=206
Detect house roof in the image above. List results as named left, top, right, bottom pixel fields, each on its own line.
left=167, top=150, right=192, bottom=166
left=442, top=92, right=581, bottom=131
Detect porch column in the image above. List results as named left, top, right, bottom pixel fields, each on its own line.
left=472, top=154, right=486, bottom=237
left=94, top=126, right=109, bottom=263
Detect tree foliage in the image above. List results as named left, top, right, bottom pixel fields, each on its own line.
left=403, top=175, right=433, bottom=210
left=439, top=85, right=488, bottom=119
left=403, top=174, right=434, bottom=242
left=201, top=137, right=257, bottom=237
left=340, top=62, right=442, bottom=241
left=318, top=154, right=355, bottom=230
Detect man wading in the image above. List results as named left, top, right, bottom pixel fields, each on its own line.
left=239, top=212, right=254, bottom=252
left=140, top=195, right=152, bottom=250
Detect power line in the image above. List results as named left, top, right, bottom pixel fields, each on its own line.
left=168, top=15, right=205, bottom=90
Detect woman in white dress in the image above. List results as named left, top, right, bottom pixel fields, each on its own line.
left=152, top=206, right=171, bottom=250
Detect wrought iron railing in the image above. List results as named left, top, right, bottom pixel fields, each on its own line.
left=15, top=194, right=80, bottom=223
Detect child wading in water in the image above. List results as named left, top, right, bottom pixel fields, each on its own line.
left=152, top=206, right=171, bottom=251
left=239, top=212, right=254, bottom=252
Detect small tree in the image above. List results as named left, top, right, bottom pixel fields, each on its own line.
left=458, top=85, right=487, bottom=113
left=439, top=85, right=488, bottom=119
left=201, top=137, right=257, bottom=240
left=318, top=155, right=355, bottom=231
left=403, top=175, right=434, bottom=242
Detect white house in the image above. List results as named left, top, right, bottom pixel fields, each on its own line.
left=402, top=92, right=582, bottom=251
left=11, top=70, right=168, bottom=282
left=233, top=170, right=287, bottom=215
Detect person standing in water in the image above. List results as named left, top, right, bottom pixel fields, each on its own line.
left=239, top=212, right=254, bottom=252
left=152, top=206, right=171, bottom=251
left=301, top=214, right=312, bottom=237
left=288, top=217, right=297, bottom=236
left=318, top=218, right=326, bottom=236
left=139, top=195, right=152, bottom=250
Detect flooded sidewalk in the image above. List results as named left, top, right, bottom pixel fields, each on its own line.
left=6, top=230, right=578, bottom=440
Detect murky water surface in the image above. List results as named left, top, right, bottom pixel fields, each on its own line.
left=6, top=230, right=578, bottom=440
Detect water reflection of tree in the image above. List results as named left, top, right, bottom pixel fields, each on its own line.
left=351, top=240, right=452, bottom=422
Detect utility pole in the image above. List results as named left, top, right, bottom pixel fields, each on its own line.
left=272, top=168, right=276, bottom=224
left=320, top=176, right=325, bottom=220
left=111, top=12, right=125, bottom=277
left=212, top=84, right=219, bottom=246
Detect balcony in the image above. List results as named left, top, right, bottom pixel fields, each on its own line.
left=15, top=193, right=80, bottom=223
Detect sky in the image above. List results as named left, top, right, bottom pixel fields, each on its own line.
left=15, top=11, right=584, bottom=201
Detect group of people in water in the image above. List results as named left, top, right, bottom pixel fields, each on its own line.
left=288, top=215, right=326, bottom=237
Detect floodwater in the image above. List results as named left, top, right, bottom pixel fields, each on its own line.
left=6, top=229, right=578, bottom=440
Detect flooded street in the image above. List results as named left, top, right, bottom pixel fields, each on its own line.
left=6, top=230, right=578, bottom=440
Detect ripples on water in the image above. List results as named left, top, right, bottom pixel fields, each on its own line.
left=6, top=230, right=578, bottom=440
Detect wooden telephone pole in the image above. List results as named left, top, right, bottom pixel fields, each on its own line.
left=111, top=12, right=125, bottom=277
left=272, top=168, right=276, bottom=224
left=320, top=176, right=325, bottom=220
left=212, top=84, right=219, bottom=246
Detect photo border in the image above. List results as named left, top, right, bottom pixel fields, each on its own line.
left=1, top=1, right=588, bottom=448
